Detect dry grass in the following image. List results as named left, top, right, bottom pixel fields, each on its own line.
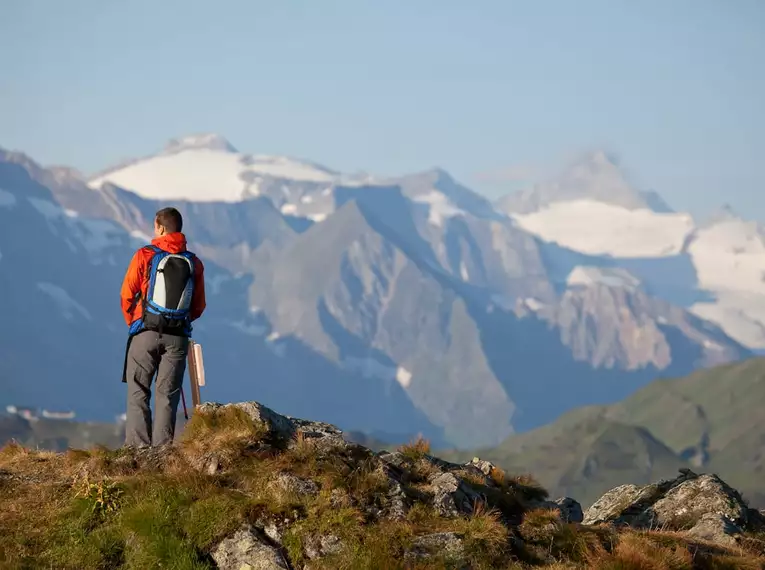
left=179, top=405, right=269, bottom=468
left=454, top=502, right=511, bottom=561
left=579, top=530, right=765, bottom=570
left=587, top=531, right=694, bottom=569
left=286, top=429, right=318, bottom=464
left=346, top=460, right=392, bottom=497
left=739, top=530, right=765, bottom=559
left=408, top=457, right=443, bottom=484
left=516, top=507, right=615, bottom=565
left=506, top=472, right=550, bottom=502
left=398, top=435, right=432, bottom=461
left=460, top=468, right=491, bottom=487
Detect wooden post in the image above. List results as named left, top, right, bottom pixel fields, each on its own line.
left=187, top=340, right=203, bottom=409
left=193, top=342, right=205, bottom=388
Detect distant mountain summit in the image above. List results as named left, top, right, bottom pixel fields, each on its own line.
left=163, top=133, right=239, bottom=154
left=496, top=150, right=673, bottom=215
left=88, top=134, right=339, bottom=203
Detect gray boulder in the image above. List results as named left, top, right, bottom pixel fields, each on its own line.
left=273, top=472, right=320, bottom=497
left=429, top=471, right=484, bottom=518
left=196, top=401, right=345, bottom=449
left=304, top=533, right=344, bottom=560
left=685, top=513, right=742, bottom=547
left=211, top=525, right=290, bottom=570
left=583, top=469, right=756, bottom=546
left=404, top=532, right=468, bottom=568
left=651, top=473, right=748, bottom=529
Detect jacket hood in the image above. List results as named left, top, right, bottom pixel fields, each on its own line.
left=151, top=232, right=188, bottom=253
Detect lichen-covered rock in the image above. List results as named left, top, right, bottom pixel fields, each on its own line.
left=260, top=521, right=283, bottom=544
left=385, top=479, right=410, bottom=520
left=686, top=513, right=742, bottom=547
left=468, top=457, right=498, bottom=477
left=304, top=533, right=343, bottom=560
left=377, top=451, right=496, bottom=519
left=651, top=474, right=748, bottom=529
left=211, top=525, right=290, bottom=570
left=198, top=402, right=295, bottom=441
left=111, top=443, right=175, bottom=472
left=274, top=472, right=320, bottom=497
left=583, top=470, right=756, bottom=547
left=196, top=401, right=345, bottom=450
left=430, top=471, right=483, bottom=517
left=377, top=450, right=410, bottom=471
left=404, top=532, right=468, bottom=567
left=583, top=483, right=661, bottom=526
left=289, top=415, right=345, bottom=445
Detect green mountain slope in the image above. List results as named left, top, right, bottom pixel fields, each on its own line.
left=606, top=356, right=765, bottom=505
left=442, top=357, right=765, bottom=508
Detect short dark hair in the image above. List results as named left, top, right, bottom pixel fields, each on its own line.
left=155, top=207, right=183, bottom=233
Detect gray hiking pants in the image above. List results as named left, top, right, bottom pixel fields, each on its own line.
left=125, top=331, right=188, bottom=447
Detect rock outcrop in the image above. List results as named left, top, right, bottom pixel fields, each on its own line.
left=583, top=468, right=765, bottom=547
left=211, top=525, right=291, bottom=570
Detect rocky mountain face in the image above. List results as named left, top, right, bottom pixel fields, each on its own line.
left=2, top=400, right=764, bottom=569
left=550, top=280, right=742, bottom=370
left=0, top=138, right=755, bottom=449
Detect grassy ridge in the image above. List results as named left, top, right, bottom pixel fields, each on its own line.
left=1, top=405, right=764, bottom=569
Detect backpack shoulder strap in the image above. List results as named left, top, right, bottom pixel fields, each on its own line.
left=141, top=245, right=162, bottom=277
left=127, top=246, right=161, bottom=316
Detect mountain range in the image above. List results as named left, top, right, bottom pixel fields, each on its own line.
left=1, top=134, right=762, bottom=448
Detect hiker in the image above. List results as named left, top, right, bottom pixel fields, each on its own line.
left=119, top=207, right=206, bottom=447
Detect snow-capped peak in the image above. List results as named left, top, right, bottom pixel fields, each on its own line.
left=699, top=203, right=751, bottom=229
left=87, top=136, right=340, bottom=203
left=573, top=149, right=621, bottom=173
left=496, top=150, right=673, bottom=215
left=511, top=199, right=694, bottom=258
left=163, top=133, right=238, bottom=154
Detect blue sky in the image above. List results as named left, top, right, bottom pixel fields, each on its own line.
left=2, top=0, right=763, bottom=219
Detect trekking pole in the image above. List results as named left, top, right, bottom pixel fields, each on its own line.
left=180, top=386, right=189, bottom=420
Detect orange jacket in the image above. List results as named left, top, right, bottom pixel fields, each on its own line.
left=120, top=232, right=206, bottom=327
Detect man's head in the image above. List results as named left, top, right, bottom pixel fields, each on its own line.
left=154, top=207, right=183, bottom=237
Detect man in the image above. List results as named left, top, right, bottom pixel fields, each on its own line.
left=120, top=207, right=206, bottom=447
